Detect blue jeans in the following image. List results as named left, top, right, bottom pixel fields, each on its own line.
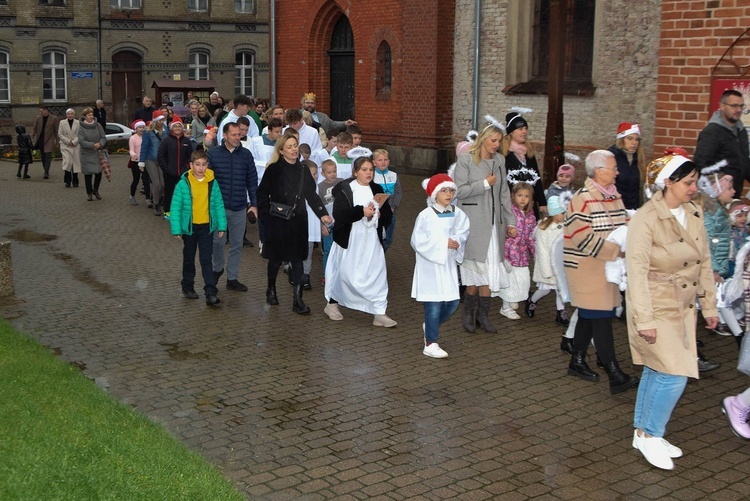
left=423, top=300, right=460, bottom=344
left=212, top=209, right=246, bottom=280
left=322, top=232, right=333, bottom=276
left=182, top=224, right=217, bottom=296
left=383, top=212, right=397, bottom=252
left=633, top=366, right=687, bottom=438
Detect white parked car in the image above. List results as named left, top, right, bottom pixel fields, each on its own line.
left=105, top=123, right=134, bottom=141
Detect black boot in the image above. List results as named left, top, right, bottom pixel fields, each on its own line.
left=477, top=296, right=498, bottom=333
left=525, top=296, right=536, bottom=318
left=568, top=351, right=600, bottom=382
left=17, top=165, right=22, bottom=178
left=72, top=173, right=79, bottom=187
left=556, top=309, right=569, bottom=326
left=302, top=274, right=312, bottom=291
left=266, top=279, right=279, bottom=305
left=736, top=333, right=745, bottom=348
left=64, top=170, right=72, bottom=187
left=292, top=284, right=310, bottom=314
left=602, top=360, right=639, bottom=395
left=462, top=293, right=478, bottom=333
left=560, top=336, right=574, bottom=355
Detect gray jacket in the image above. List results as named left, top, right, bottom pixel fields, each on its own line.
left=77, top=120, right=106, bottom=175
left=454, top=151, right=516, bottom=262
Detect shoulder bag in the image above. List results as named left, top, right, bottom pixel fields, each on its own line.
left=270, top=167, right=305, bottom=220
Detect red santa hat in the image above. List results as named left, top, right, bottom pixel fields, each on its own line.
left=169, top=115, right=183, bottom=129
left=422, top=174, right=457, bottom=202
left=131, top=119, right=146, bottom=130
left=151, top=110, right=165, bottom=122
left=616, top=122, right=641, bottom=139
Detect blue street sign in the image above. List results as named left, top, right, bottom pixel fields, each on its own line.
left=71, top=71, right=94, bottom=79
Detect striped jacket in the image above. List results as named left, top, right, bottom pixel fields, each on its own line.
left=563, top=177, right=629, bottom=310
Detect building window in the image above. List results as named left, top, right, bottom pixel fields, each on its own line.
left=0, top=51, right=9, bottom=102
left=234, top=0, right=253, bottom=13
left=375, top=41, right=391, bottom=93
left=110, top=0, right=142, bottom=9
left=235, top=51, right=254, bottom=97
left=189, top=51, right=209, bottom=80
left=42, top=50, right=66, bottom=101
left=39, top=0, right=66, bottom=5
left=188, top=0, right=207, bottom=12
left=504, top=0, right=596, bottom=96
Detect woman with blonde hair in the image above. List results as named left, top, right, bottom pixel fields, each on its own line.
left=608, top=122, right=646, bottom=210
left=454, top=119, right=516, bottom=333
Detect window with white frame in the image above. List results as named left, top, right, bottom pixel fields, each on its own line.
left=0, top=51, right=9, bottom=102
left=110, top=0, right=142, bottom=9
left=234, top=0, right=253, bottom=13
left=235, top=51, right=254, bottom=97
left=188, top=0, right=207, bottom=12
left=189, top=51, right=209, bottom=80
left=42, top=50, right=66, bottom=101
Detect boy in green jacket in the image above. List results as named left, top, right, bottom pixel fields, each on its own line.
left=171, top=150, right=227, bottom=306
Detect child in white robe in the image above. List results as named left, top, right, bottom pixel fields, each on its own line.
left=411, top=174, right=471, bottom=358
left=324, top=156, right=396, bottom=327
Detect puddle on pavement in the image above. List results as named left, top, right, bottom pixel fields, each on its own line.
left=51, top=252, right=113, bottom=295
left=159, top=342, right=209, bottom=361
left=5, top=229, right=57, bottom=242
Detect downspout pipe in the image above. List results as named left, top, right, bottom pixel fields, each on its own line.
left=97, top=0, right=102, bottom=99
left=270, top=0, right=277, bottom=104
left=471, top=0, right=481, bottom=129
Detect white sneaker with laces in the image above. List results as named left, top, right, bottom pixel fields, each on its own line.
left=500, top=308, right=521, bottom=320
left=324, top=303, right=343, bottom=321
left=633, top=430, right=682, bottom=458
left=423, top=343, right=448, bottom=358
left=635, top=434, right=675, bottom=470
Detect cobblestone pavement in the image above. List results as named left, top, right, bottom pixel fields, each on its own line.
left=1, top=156, right=749, bottom=500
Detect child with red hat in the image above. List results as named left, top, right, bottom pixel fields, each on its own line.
left=411, top=173, right=471, bottom=358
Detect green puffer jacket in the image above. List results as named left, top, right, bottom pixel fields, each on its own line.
left=703, top=197, right=730, bottom=277
left=170, top=169, right=227, bottom=236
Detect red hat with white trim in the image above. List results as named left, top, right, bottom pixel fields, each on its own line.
left=616, top=122, right=641, bottom=139
left=422, top=174, right=457, bottom=202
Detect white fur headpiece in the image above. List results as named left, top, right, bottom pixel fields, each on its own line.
left=347, top=146, right=373, bottom=160
left=506, top=166, right=541, bottom=186
left=482, top=114, right=506, bottom=133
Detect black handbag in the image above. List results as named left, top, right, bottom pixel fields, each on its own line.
left=269, top=167, right=305, bottom=220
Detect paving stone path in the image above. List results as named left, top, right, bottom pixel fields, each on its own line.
left=1, top=157, right=748, bottom=500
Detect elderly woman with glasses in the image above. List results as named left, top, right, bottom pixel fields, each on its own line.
left=608, top=122, right=645, bottom=210
left=563, top=149, right=639, bottom=395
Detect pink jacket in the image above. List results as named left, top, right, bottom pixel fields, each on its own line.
left=505, top=205, right=536, bottom=267
left=129, top=133, right=143, bottom=162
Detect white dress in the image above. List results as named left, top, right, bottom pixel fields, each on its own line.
left=325, top=181, right=389, bottom=314
left=411, top=205, right=471, bottom=302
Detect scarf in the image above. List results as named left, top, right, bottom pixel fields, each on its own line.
left=591, top=180, right=618, bottom=199
left=509, top=140, right=528, bottom=163
left=198, top=114, right=210, bottom=125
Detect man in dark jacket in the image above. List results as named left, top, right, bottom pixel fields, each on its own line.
left=207, top=122, right=258, bottom=292
left=94, top=100, right=107, bottom=129
left=694, top=89, right=750, bottom=197
left=133, top=95, right=156, bottom=123
left=157, top=117, right=193, bottom=217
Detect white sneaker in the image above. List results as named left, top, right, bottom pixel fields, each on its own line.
left=373, top=314, right=397, bottom=327
left=423, top=343, right=448, bottom=358
left=634, top=434, right=675, bottom=470
left=500, top=308, right=521, bottom=320
left=633, top=430, right=682, bottom=458
left=324, top=303, right=343, bottom=321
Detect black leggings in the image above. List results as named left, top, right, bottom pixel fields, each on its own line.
left=268, top=260, right=303, bottom=286
left=130, top=165, right=142, bottom=197
left=572, top=316, right=617, bottom=366
left=84, top=173, right=102, bottom=194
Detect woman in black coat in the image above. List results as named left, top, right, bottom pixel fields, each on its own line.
left=501, top=112, right=547, bottom=216
left=257, top=133, right=332, bottom=314
left=608, top=122, right=644, bottom=210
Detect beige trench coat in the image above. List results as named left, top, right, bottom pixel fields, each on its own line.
left=58, top=119, right=81, bottom=173
left=625, top=190, right=717, bottom=379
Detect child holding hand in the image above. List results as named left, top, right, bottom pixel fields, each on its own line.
left=498, top=182, right=536, bottom=319
left=411, top=174, right=470, bottom=358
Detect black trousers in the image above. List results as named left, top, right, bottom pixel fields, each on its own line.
left=164, top=174, right=179, bottom=213
left=572, top=316, right=617, bottom=366
left=268, top=260, right=303, bottom=286
left=182, top=224, right=217, bottom=296
left=84, top=173, right=102, bottom=194
left=130, top=166, right=142, bottom=197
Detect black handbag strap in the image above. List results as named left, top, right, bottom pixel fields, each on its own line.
left=290, top=166, right=306, bottom=212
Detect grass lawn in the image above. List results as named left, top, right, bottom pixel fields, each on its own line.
left=0, top=319, right=244, bottom=501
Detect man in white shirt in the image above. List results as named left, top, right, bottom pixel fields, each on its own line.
left=284, top=108, right=321, bottom=152
left=217, top=94, right=259, bottom=145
